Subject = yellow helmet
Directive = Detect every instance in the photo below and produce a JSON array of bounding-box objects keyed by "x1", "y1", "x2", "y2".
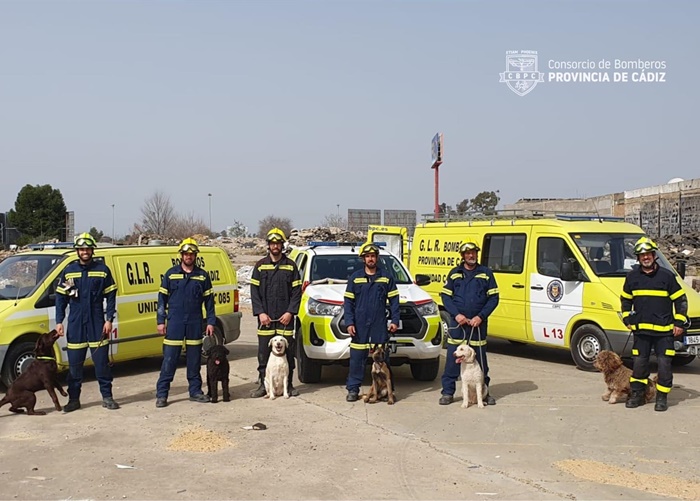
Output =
[
  {"x1": 634, "y1": 236, "x2": 658, "y2": 255},
  {"x1": 178, "y1": 237, "x2": 200, "y2": 254},
  {"x1": 359, "y1": 242, "x2": 380, "y2": 257},
  {"x1": 74, "y1": 232, "x2": 97, "y2": 249},
  {"x1": 266, "y1": 227, "x2": 287, "y2": 243},
  {"x1": 458, "y1": 241, "x2": 480, "y2": 254}
]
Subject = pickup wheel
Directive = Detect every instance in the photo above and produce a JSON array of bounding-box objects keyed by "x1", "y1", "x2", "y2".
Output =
[
  {"x1": 671, "y1": 355, "x2": 696, "y2": 367},
  {"x1": 297, "y1": 336, "x2": 322, "y2": 384},
  {"x1": 410, "y1": 357, "x2": 440, "y2": 381},
  {"x1": 1, "y1": 340, "x2": 37, "y2": 387},
  {"x1": 570, "y1": 324, "x2": 610, "y2": 371}
]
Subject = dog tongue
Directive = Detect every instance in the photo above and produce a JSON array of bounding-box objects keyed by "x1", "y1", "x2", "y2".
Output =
[{"x1": 215, "y1": 360, "x2": 220, "y2": 365}]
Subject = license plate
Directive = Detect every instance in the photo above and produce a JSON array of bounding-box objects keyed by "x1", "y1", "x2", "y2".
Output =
[
  {"x1": 387, "y1": 320, "x2": 403, "y2": 331},
  {"x1": 684, "y1": 335, "x2": 700, "y2": 345}
]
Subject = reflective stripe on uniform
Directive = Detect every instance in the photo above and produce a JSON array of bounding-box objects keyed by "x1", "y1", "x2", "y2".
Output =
[
  {"x1": 376, "y1": 277, "x2": 389, "y2": 284},
  {"x1": 633, "y1": 323, "x2": 674, "y2": 332},
  {"x1": 203, "y1": 289, "x2": 213, "y2": 296},
  {"x1": 88, "y1": 271, "x2": 107, "y2": 278},
  {"x1": 447, "y1": 338, "x2": 466, "y2": 345},
  {"x1": 665, "y1": 349, "x2": 676, "y2": 356},
  {"x1": 191, "y1": 275, "x2": 205, "y2": 281},
  {"x1": 632, "y1": 289, "x2": 669, "y2": 298},
  {"x1": 450, "y1": 273, "x2": 462, "y2": 280},
  {"x1": 387, "y1": 290, "x2": 399, "y2": 298},
  {"x1": 163, "y1": 339, "x2": 184, "y2": 347},
  {"x1": 103, "y1": 284, "x2": 118, "y2": 294},
  {"x1": 258, "y1": 264, "x2": 275, "y2": 271},
  {"x1": 475, "y1": 273, "x2": 489, "y2": 280},
  {"x1": 630, "y1": 377, "x2": 648, "y2": 384},
  {"x1": 159, "y1": 287, "x2": 169, "y2": 295},
  {"x1": 670, "y1": 289, "x2": 686, "y2": 301},
  {"x1": 656, "y1": 383, "x2": 672, "y2": 393},
  {"x1": 344, "y1": 292, "x2": 355, "y2": 299},
  {"x1": 487, "y1": 288, "x2": 499, "y2": 296},
  {"x1": 292, "y1": 280, "x2": 302, "y2": 287},
  {"x1": 620, "y1": 290, "x2": 633, "y2": 299},
  {"x1": 469, "y1": 339, "x2": 487, "y2": 347},
  {"x1": 88, "y1": 340, "x2": 109, "y2": 349},
  {"x1": 65, "y1": 272, "x2": 82, "y2": 279},
  {"x1": 350, "y1": 342, "x2": 370, "y2": 350},
  {"x1": 354, "y1": 278, "x2": 368, "y2": 284},
  {"x1": 170, "y1": 274, "x2": 184, "y2": 279},
  {"x1": 250, "y1": 278, "x2": 260, "y2": 286},
  {"x1": 67, "y1": 342, "x2": 89, "y2": 349},
  {"x1": 675, "y1": 313, "x2": 688, "y2": 323},
  {"x1": 56, "y1": 288, "x2": 68, "y2": 295},
  {"x1": 279, "y1": 265, "x2": 294, "y2": 271},
  {"x1": 441, "y1": 288, "x2": 453, "y2": 296},
  {"x1": 185, "y1": 339, "x2": 203, "y2": 346}
]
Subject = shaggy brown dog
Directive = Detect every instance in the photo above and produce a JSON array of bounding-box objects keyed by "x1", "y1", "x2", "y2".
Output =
[
  {"x1": 362, "y1": 344, "x2": 394, "y2": 405},
  {"x1": 205, "y1": 344, "x2": 230, "y2": 403},
  {"x1": 593, "y1": 350, "x2": 656, "y2": 404},
  {"x1": 0, "y1": 331, "x2": 66, "y2": 415}
]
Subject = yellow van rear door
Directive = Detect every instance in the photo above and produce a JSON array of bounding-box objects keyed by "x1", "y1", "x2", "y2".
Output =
[
  {"x1": 368, "y1": 225, "x2": 409, "y2": 265},
  {"x1": 528, "y1": 234, "x2": 585, "y2": 346}
]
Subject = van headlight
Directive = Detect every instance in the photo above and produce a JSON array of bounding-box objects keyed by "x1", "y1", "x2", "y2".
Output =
[
  {"x1": 307, "y1": 298, "x2": 342, "y2": 316},
  {"x1": 416, "y1": 301, "x2": 438, "y2": 316}
]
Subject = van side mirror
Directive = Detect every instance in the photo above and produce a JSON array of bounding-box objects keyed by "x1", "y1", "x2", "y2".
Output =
[
  {"x1": 415, "y1": 274, "x2": 431, "y2": 286},
  {"x1": 561, "y1": 261, "x2": 588, "y2": 282},
  {"x1": 676, "y1": 260, "x2": 686, "y2": 280}
]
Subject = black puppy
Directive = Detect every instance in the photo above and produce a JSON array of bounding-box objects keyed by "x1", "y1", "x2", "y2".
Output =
[
  {"x1": 206, "y1": 344, "x2": 230, "y2": 403},
  {"x1": 0, "y1": 330, "x2": 67, "y2": 415}
]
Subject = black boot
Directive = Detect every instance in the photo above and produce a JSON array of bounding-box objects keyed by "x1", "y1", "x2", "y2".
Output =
[
  {"x1": 654, "y1": 392, "x2": 668, "y2": 412},
  {"x1": 250, "y1": 377, "x2": 266, "y2": 398},
  {"x1": 63, "y1": 399, "x2": 81, "y2": 413},
  {"x1": 288, "y1": 369, "x2": 299, "y2": 397},
  {"x1": 625, "y1": 389, "x2": 645, "y2": 408}
]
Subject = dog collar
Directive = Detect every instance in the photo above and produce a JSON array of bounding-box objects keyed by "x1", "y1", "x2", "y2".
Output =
[{"x1": 36, "y1": 356, "x2": 55, "y2": 361}]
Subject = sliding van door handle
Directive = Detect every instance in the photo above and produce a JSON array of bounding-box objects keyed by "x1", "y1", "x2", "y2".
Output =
[
  {"x1": 531, "y1": 285, "x2": 544, "y2": 291},
  {"x1": 512, "y1": 283, "x2": 525, "y2": 289}
]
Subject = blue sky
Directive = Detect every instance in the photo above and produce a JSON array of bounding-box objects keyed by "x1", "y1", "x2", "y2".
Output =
[{"x1": 1, "y1": 1, "x2": 697, "y2": 237}]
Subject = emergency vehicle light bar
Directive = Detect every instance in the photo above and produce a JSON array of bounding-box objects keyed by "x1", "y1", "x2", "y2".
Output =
[{"x1": 27, "y1": 242, "x2": 75, "y2": 250}]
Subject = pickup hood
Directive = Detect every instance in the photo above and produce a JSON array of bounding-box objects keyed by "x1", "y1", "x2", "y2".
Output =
[{"x1": 305, "y1": 283, "x2": 432, "y2": 304}]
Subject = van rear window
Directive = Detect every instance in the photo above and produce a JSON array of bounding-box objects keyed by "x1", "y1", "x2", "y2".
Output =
[{"x1": 482, "y1": 234, "x2": 526, "y2": 274}]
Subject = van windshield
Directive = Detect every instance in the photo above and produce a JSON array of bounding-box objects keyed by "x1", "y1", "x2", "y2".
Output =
[
  {"x1": 570, "y1": 233, "x2": 675, "y2": 277},
  {"x1": 310, "y1": 254, "x2": 412, "y2": 284},
  {"x1": 0, "y1": 254, "x2": 65, "y2": 300}
]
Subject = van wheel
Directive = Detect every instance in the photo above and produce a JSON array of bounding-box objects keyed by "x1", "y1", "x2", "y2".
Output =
[
  {"x1": 297, "y1": 337, "x2": 322, "y2": 384},
  {"x1": 201, "y1": 326, "x2": 224, "y2": 363},
  {"x1": 570, "y1": 324, "x2": 610, "y2": 371},
  {"x1": 1, "y1": 341, "x2": 37, "y2": 387},
  {"x1": 440, "y1": 311, "x2": 451, "y2": 349},
  {"x1": 671, "y1": 355, "x2": 696, "y2": 367},
  {"x1": 410, "y1": 357, "x2": 440, "y2": 381}
]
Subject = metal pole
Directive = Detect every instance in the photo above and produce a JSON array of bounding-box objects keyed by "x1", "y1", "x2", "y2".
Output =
[
  {"x1": 434, "y1": 165, "x2": 440, "y2": 219},
  {"x1": 111, "y1": 204, "x2": 115, "y2": 242},
  {"x1": 208, "y1": 193, "x2": 212, "y2": 233}
]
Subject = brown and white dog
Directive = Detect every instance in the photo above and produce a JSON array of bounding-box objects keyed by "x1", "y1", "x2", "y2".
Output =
[
  {"x1": 455, "y1": 343, "x2": 485, "y2": 409},
  {"x1": 593, "y1": 350, "x2": 656, "y2": 404},
  {"x1": 0, "y1": 330, "x2": 67, "y2": 415},
  {"x1": 363, "y1": 344, "x2": 394, "y2": 405},
  {"x1": 265, "y1": 336, "x2": 290, "y2": 400}
]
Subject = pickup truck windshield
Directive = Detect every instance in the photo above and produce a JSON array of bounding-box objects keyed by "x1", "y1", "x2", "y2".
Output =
[
  {"x1": 0, "y1": 254, "x2": 64, "y2": 300},
  {"x1": 570, "y1": 233, "x2": 675, "y2": 277}
]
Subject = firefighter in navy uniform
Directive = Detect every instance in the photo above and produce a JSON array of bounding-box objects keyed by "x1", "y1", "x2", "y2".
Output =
[
  {"x1": 621, "y1": 237, "x2": 688, "y2": 412},
  {"x1": 55, "y1": 232, "x2": 119, "y2": 412},
  {"x1": 439, "y1": 242, "x2": 500, "y2": 406},
  {"x1": 250, "y1": 228, "x2": 302, "y2": 398},
  {"x1": 343, "y1": 242, "x2": 400, "y2": 402},
  {"x1": 155, "y1": 238, "x2": 215, "y2": 408}
]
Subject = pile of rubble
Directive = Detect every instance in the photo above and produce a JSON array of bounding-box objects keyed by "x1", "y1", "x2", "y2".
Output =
[
  {"x1": 657, "y1": 232, "x2": 700, "y2": 276},
  {"x1": 287, "y1": 227, "x2": 366, "y2": 246}
]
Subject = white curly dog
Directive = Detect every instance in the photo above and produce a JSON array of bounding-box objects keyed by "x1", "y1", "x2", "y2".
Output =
[{"x1": 455, "y1": 343, "x2": 485, "y2": 409}]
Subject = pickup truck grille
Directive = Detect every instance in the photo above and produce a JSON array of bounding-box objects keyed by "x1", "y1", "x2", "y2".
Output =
[{"x1": 331, "y1": 305, "x2": 427, "y2": 339}]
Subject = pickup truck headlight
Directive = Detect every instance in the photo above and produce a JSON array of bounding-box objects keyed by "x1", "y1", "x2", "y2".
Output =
[
  {"x1": 307, "y1": 298, "x2": 342, "y2": 316},
  {"x1": 416, "y1": 301, "x2": 438, "y2": 316}
]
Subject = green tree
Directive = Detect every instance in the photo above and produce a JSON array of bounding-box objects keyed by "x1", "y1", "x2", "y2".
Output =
[
  {"x1": 8, "y1": 184, "x2": 68, "y2": 244},
  {"x1": 89, "y1": 227, "x2": 105, "y2": 242},
  {"x1": 470, "y1": 190, "x2": 500, "y2": 213}
]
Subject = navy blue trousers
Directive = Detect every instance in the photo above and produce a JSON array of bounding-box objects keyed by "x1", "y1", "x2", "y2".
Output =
[
  {"x1": 66, "y1": 345, "x2": 112, "y2": 400},
  {"x1": 156, "y1": 322, "x2": 204, "y2": 398}
]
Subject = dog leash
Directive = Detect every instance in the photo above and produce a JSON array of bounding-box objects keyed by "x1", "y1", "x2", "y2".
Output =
[{"x1": 447, "y1": 324, "x2": 487, "y2": 380}]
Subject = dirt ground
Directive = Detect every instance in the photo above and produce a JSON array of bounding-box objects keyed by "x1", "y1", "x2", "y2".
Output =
[{"x1": 1, "y1": 253, "x2": 700, "y2": 500}]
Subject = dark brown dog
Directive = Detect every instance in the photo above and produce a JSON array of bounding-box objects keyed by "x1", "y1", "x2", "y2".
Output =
[
  {"x1": 363, "y1": 344, "x2": 394, "y2": 405},
  {"x1": 0, "y1": 331, "x2": 66, "y2": 415},
  {"x1": 206, "y1": 344, "x2": 230, "y2": 403},
  {"x1": 593, "y1": 350, "x2": 656, "y2": 404}
]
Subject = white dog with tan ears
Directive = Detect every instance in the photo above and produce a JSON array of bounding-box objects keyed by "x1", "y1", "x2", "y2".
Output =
[
  {"x1": 265, "y1": 335, "x2": 290, "y2": 400},
  {"x1": 455, "y1": 343, "x2": 485, "y2": 409}
]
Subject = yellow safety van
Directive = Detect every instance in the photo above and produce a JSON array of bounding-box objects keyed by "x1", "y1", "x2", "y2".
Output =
[
  {"x1": 369, "y1": 215, "x2": 700, "y2": 370},
  {"x1": 0, "y1": 243, "x2": 242, "y2": 386}
]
